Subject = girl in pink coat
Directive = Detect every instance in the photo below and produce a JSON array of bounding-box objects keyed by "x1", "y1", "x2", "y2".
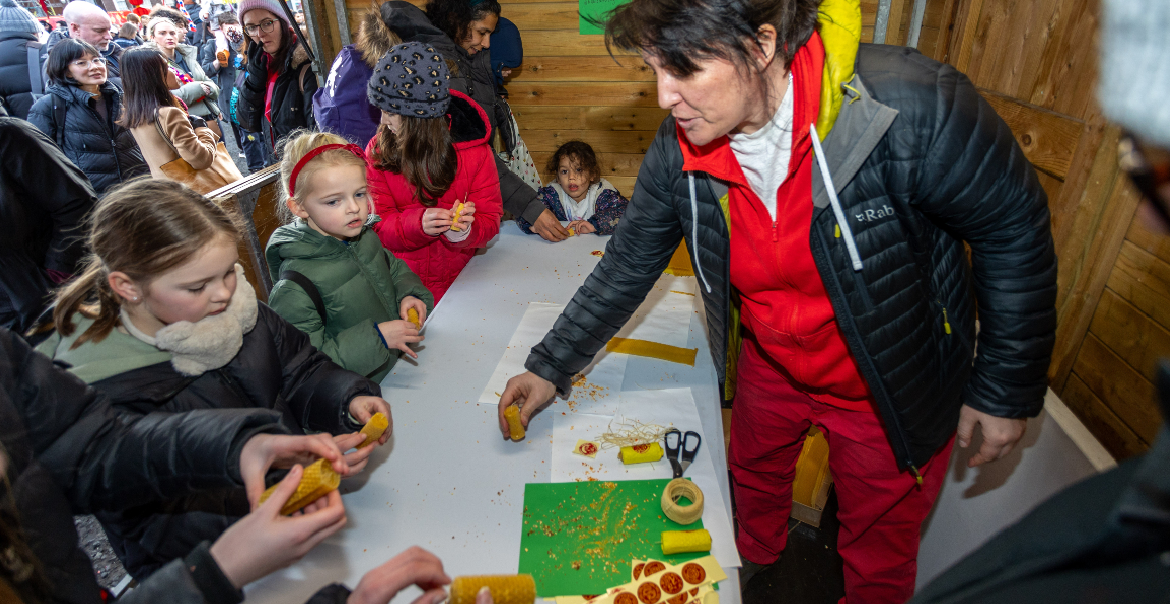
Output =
[{"x1": 364, "y1": 42, "x2": 502, "y2": 301}]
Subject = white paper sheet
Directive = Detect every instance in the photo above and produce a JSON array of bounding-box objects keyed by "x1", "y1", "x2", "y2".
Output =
[
  {"x1": 612, "y1": 274, "x2": 697, "y2": 349},
  {"x1": 477, "y1": 302, "x2": 627, "y2": 416},
  {"x1": 550, "y1": 388, "x2": 741, "y2": 568}
]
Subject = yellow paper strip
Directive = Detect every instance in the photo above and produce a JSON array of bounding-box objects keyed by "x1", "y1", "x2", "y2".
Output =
[{"x1": 606, "y1": 338, "x2": 698, "y2": 366}]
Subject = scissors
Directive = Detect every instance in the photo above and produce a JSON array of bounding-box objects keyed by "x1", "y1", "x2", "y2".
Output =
[{"x1": 663, "y1": 428, "x2": 702, "y2": 478}]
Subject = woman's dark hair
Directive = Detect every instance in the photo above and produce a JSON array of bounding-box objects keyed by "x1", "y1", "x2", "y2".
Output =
[
  {"x1": 146, "y1": 5, "x2": 188, "y2": 34},
  {"x1": 45, "y1": 38, "x2": 101, "y2": 86},
  {"x1": 371, "y1": 117, "x2": 458, "y2": 206},
  {"x1": 119, "y1": 47, "x2": 182, "y2": 128},
  {"x1": 216, "y1": 11, "x2": 239, "y2": 26},
  {"x1": 425, "y1": 0, "x2": 501, "y2": 48},
  {"x1": 547, "y1": 140, "x2": 601, "y2": 185},
  {"x1": 605, "y1": 0, "x2": 821, "y2": 76}
]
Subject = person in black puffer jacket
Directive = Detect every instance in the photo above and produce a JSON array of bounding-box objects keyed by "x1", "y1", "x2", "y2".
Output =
[
  {"x1": 236, "y1": 0, "x2": 317, "y2": 155},
  {"x1": 498, "y1": 1, "x2": 1056, "y2": 601},
  {"x1": 0, "y1": 0, "x2": 46, "y2": 120},
  {"x1": 2, "y1": 325, "x2": 455, "y2": 604},
  {"x1": 27, "y1": 38, "x2": 146, "y2": 196},
  {"x1": 0, "y1": 117, "x2": 95, "y2": 334}
]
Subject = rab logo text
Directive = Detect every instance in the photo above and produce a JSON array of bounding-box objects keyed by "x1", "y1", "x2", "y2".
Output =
[{"x1": 856, "y1": 205, "x2": 894, "y2": 223}]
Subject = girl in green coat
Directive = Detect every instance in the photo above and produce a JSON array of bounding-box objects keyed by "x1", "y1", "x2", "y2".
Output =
[{"x1": 267, "y1": 132, "x2": 434, "y2": 382}]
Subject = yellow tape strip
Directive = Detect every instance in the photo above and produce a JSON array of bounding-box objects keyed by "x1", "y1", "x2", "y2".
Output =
[{"x1": 606, "y1": 338, "x2": 699, "y2": 366}]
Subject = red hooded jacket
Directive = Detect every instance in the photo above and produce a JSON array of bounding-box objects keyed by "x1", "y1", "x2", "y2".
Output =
[{"x1": 366, "y1": 90, "x2": 503, "y2": 302}]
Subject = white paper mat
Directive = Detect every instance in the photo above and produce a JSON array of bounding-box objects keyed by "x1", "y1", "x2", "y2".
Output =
[
  {"x1": 550, "y1": 388, "x2": 741, "y2": 568},
  {"x1": 612, "y1": 275, "x2": 697, "y2": 349},
  {"x1": 477, "y1": 302, "x2": 627, "y2": 416}
]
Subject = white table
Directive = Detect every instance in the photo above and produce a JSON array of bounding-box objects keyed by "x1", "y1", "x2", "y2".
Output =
[{"x1": 246, "y1": 222, "x2": 740, "y2": 603}]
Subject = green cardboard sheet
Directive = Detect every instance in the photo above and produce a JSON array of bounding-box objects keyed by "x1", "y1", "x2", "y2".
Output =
[
  {"x1": 518, "y1": 479, "x2": 704, "y2": 597},
  {"x1": 579, "y1": 0, "x2": 631, "y2": 35}
]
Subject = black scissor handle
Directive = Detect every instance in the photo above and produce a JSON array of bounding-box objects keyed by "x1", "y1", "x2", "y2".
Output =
[
  {"x1": 681, "y1": 431, "x2": 702, "y2": 463},
  {"x1": 663, "y1": 428, "x2": 682, "y2": 458}
]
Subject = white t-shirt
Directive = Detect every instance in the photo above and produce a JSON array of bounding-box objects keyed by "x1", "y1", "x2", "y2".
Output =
[{"x1": 728, "y1": 73, "x2": 795, "y2": 221}]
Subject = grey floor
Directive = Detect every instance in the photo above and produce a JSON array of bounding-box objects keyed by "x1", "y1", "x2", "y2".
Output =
[{"x1": 742, "y1": 493, "x2": 846, "y2": 604}]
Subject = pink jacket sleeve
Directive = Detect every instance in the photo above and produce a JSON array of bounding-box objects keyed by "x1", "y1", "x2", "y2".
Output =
[
  {"x1": 444, "y1": 144, "x2": 502, "y2": 250},
  {"x1": 367, "y1": 161, "x2": 433, "y2": 253}
]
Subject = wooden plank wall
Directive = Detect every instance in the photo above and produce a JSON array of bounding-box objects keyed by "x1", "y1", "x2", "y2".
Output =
[
  {"x1": 922, "y1": 0, "x2": 1165, "y2": 459},
  {"x1": 340, "y1": 0, "x2": 882, "y2": 195},
  {"x1": 321, "y1": 0, "x2": 1167, "y2": 459}
]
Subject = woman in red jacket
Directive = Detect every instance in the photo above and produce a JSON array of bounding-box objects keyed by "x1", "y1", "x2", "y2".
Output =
[{"x1": 365, "y1": 42, "x2": 502, "y2": 302}]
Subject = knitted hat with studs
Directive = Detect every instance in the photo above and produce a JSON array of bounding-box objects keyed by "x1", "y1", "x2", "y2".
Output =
[{"x1": 367, "y1": 41, "x2": 451, "y2": 118}]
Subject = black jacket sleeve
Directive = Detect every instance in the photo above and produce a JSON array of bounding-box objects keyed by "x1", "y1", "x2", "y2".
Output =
[
  {"x1": 3, "y1": 327, "x2": 288, "y2": 513},
  {"x1": 0, "y1": 118, "x2": 96, "y2": 274},
  {"x1": 496, "y1": 155, "x2": 546, "y2": 224},
  {"x1": 237, "y1": 42, "x2": 267, "y2": 133},
  {"x1": 912, "y1": 59, "x2": 1057, "y2": 418},
  {"x1": 261, "y1": 304, "x2": 379, "y2": 434},
  {"x1": 525, "y1": 118, "x2": 685, "y2": 395},
  {"x1": 300, "y1": 61, "x2": 318, "y2": 131}
]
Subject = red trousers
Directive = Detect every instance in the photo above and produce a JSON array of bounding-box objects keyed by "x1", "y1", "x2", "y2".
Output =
[{"x1": 729, "y1": 338, "x2": 954, "y2": 604}]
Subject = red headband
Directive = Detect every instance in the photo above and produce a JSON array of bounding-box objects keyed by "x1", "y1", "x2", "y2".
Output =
[{"x1": 288, "y1": 143, "x2": 367, "y2": 197}]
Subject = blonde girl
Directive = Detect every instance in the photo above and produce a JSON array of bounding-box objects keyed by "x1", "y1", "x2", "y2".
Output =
[
  {"x1": 35, "y1": 178, "x2": 391, "y2": 580},
  {"x1": 267, "y1": 131, "x2": 434, "y2": 382}
]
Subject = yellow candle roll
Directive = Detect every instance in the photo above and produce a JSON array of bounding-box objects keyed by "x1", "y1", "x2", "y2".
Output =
[
  {"x1": 660, "y1": 529, "x2": 712, "y2": 555},
  {"x1": 450, "y1": 575, "x2": 535, "y2": 604},
  {"x1": 505, "y1": 404, "x2": 525, "y2": 441},
  {"x1": 358, "y1": 412, "x2": 389, "y2": 448},
  {"x1": 450, "y1": 202, "x2": 465, "y2": 231},
  {"x1": 407, "y1": 307, "x2": 421, "y2": 330},
  {"x1": 258, "y1": 458, "x2": 341, "y2": 515},
  {"x1": 618, "y1": 442, "x2": 664, "y2": 465}
]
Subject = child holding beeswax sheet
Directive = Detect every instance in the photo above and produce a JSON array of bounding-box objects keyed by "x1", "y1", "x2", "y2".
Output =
[
  {"x1": 33, "y1": 179, "x2": 394, "y2": 582},
  {"x1": 515, "y1": 141, "x2": 630, "y2": 237},
  {"x1": 365, "y1": 42, "x2": 502, "y2": 302},
  {"x1": 267, "y1": 131, "x2": 434, "y2": 382}
]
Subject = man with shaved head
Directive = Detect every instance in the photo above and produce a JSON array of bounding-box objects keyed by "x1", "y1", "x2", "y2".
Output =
[{"x1": 44, "y1": 1, "x2": 123, "y2": 80}]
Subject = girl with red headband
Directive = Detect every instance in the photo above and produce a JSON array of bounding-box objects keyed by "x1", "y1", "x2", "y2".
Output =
[{"x1": 267, "y1": 131, "x2": 434, "y2": 382}]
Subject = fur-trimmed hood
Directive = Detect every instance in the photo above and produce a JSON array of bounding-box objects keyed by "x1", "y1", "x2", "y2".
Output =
[{"x1": 356, "y1": 6, "x2": 400, "y2": 69}]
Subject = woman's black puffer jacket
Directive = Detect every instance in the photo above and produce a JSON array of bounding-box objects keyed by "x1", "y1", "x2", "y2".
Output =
[
  {"x1": 0, "y1": 31, "x2": 43, "y2": 119},
  {"x1": 26, "y1": 81, "x2": 147, "y2": 195},
  {"x1": 37, "y1": 303, "x2": 378, "y2": 580},
  {"x1": 523, "y1": 45, "x2": 1057, "y2": 473},
  {"x1": 237, "y1": 38, "x2": 317, "y2": 149}
]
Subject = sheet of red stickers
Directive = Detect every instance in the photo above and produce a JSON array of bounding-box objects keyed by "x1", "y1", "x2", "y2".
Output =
[{"x1": 555, "y1": 555, "x2": 726, "y2": 604}]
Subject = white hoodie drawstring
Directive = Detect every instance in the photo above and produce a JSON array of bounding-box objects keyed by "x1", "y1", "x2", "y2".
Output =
[
  {"x1": 809, "y1": 123, "x2": 864, "y2": 271},
  {"x1": 687, "y1": 172, "x2": 713, "y2": 293}
]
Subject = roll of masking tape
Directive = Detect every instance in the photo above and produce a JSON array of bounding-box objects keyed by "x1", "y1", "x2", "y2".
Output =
[
  {"x1": 618, "y1": 442, "x2": 664, "y2": 465},
  {"x1": 661, "y1": 478, "x2": 704, "y2": 524},
  {"x1": 661, "y1": 529, "x2": 712, "y2": 555}
]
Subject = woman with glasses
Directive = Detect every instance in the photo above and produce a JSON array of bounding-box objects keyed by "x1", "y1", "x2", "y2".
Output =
[
  {"x1": 236, "y1": 0, "x2": 318, "y2": 154},
  {"x1": 27, "y1": 38, "x2": 146, "y2": 195},
  {"x1": 143, "y1": 12, "x2": 223, "y2": 128}
]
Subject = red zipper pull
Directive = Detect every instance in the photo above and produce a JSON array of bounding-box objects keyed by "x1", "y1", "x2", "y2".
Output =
[{"x1": 772, "y1": 220, "x2": 778, "y2": 242}]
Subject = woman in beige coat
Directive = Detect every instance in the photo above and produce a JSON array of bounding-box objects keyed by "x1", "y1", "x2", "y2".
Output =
[
  {"x1": 142, "y1": 14, "x2": 221, "y2": 121},
  {"x1": 120, "y1": 47, "x2": 225, "y2": 181}
]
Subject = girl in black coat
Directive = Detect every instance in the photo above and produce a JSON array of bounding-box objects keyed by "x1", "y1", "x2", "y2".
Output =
[
  {"x1": 34, "y1": 179, "x2": 393, "y2": 581},
  {"x1": 26, "y1": 39, "x2": 147, "y2": 195},
  {"x1": 236, "y1": 0, "x2": 317, "y2": 153}
]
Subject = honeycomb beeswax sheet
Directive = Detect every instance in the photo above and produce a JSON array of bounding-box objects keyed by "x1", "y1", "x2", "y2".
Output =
[
  {"x1": 518, "y1": 479, "x2": 704, "y2": 597},
  {"x1": 477, "y1": 302, "x2": 627, "y2": 416}
]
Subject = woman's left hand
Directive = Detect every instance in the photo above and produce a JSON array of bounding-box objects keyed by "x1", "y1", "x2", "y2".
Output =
[
  {"x1": 568, "y1": 220, "x2": 595, "y2": 235},
  {"x1": 333, "y1": 432, "x2": 376, "y2": 475},
  {"x1": 399, "y1": 296, "x2": 427, "y2": 327},
  {"x1": 349, "y1": 396, "x2": 393, "y2": 446}
]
